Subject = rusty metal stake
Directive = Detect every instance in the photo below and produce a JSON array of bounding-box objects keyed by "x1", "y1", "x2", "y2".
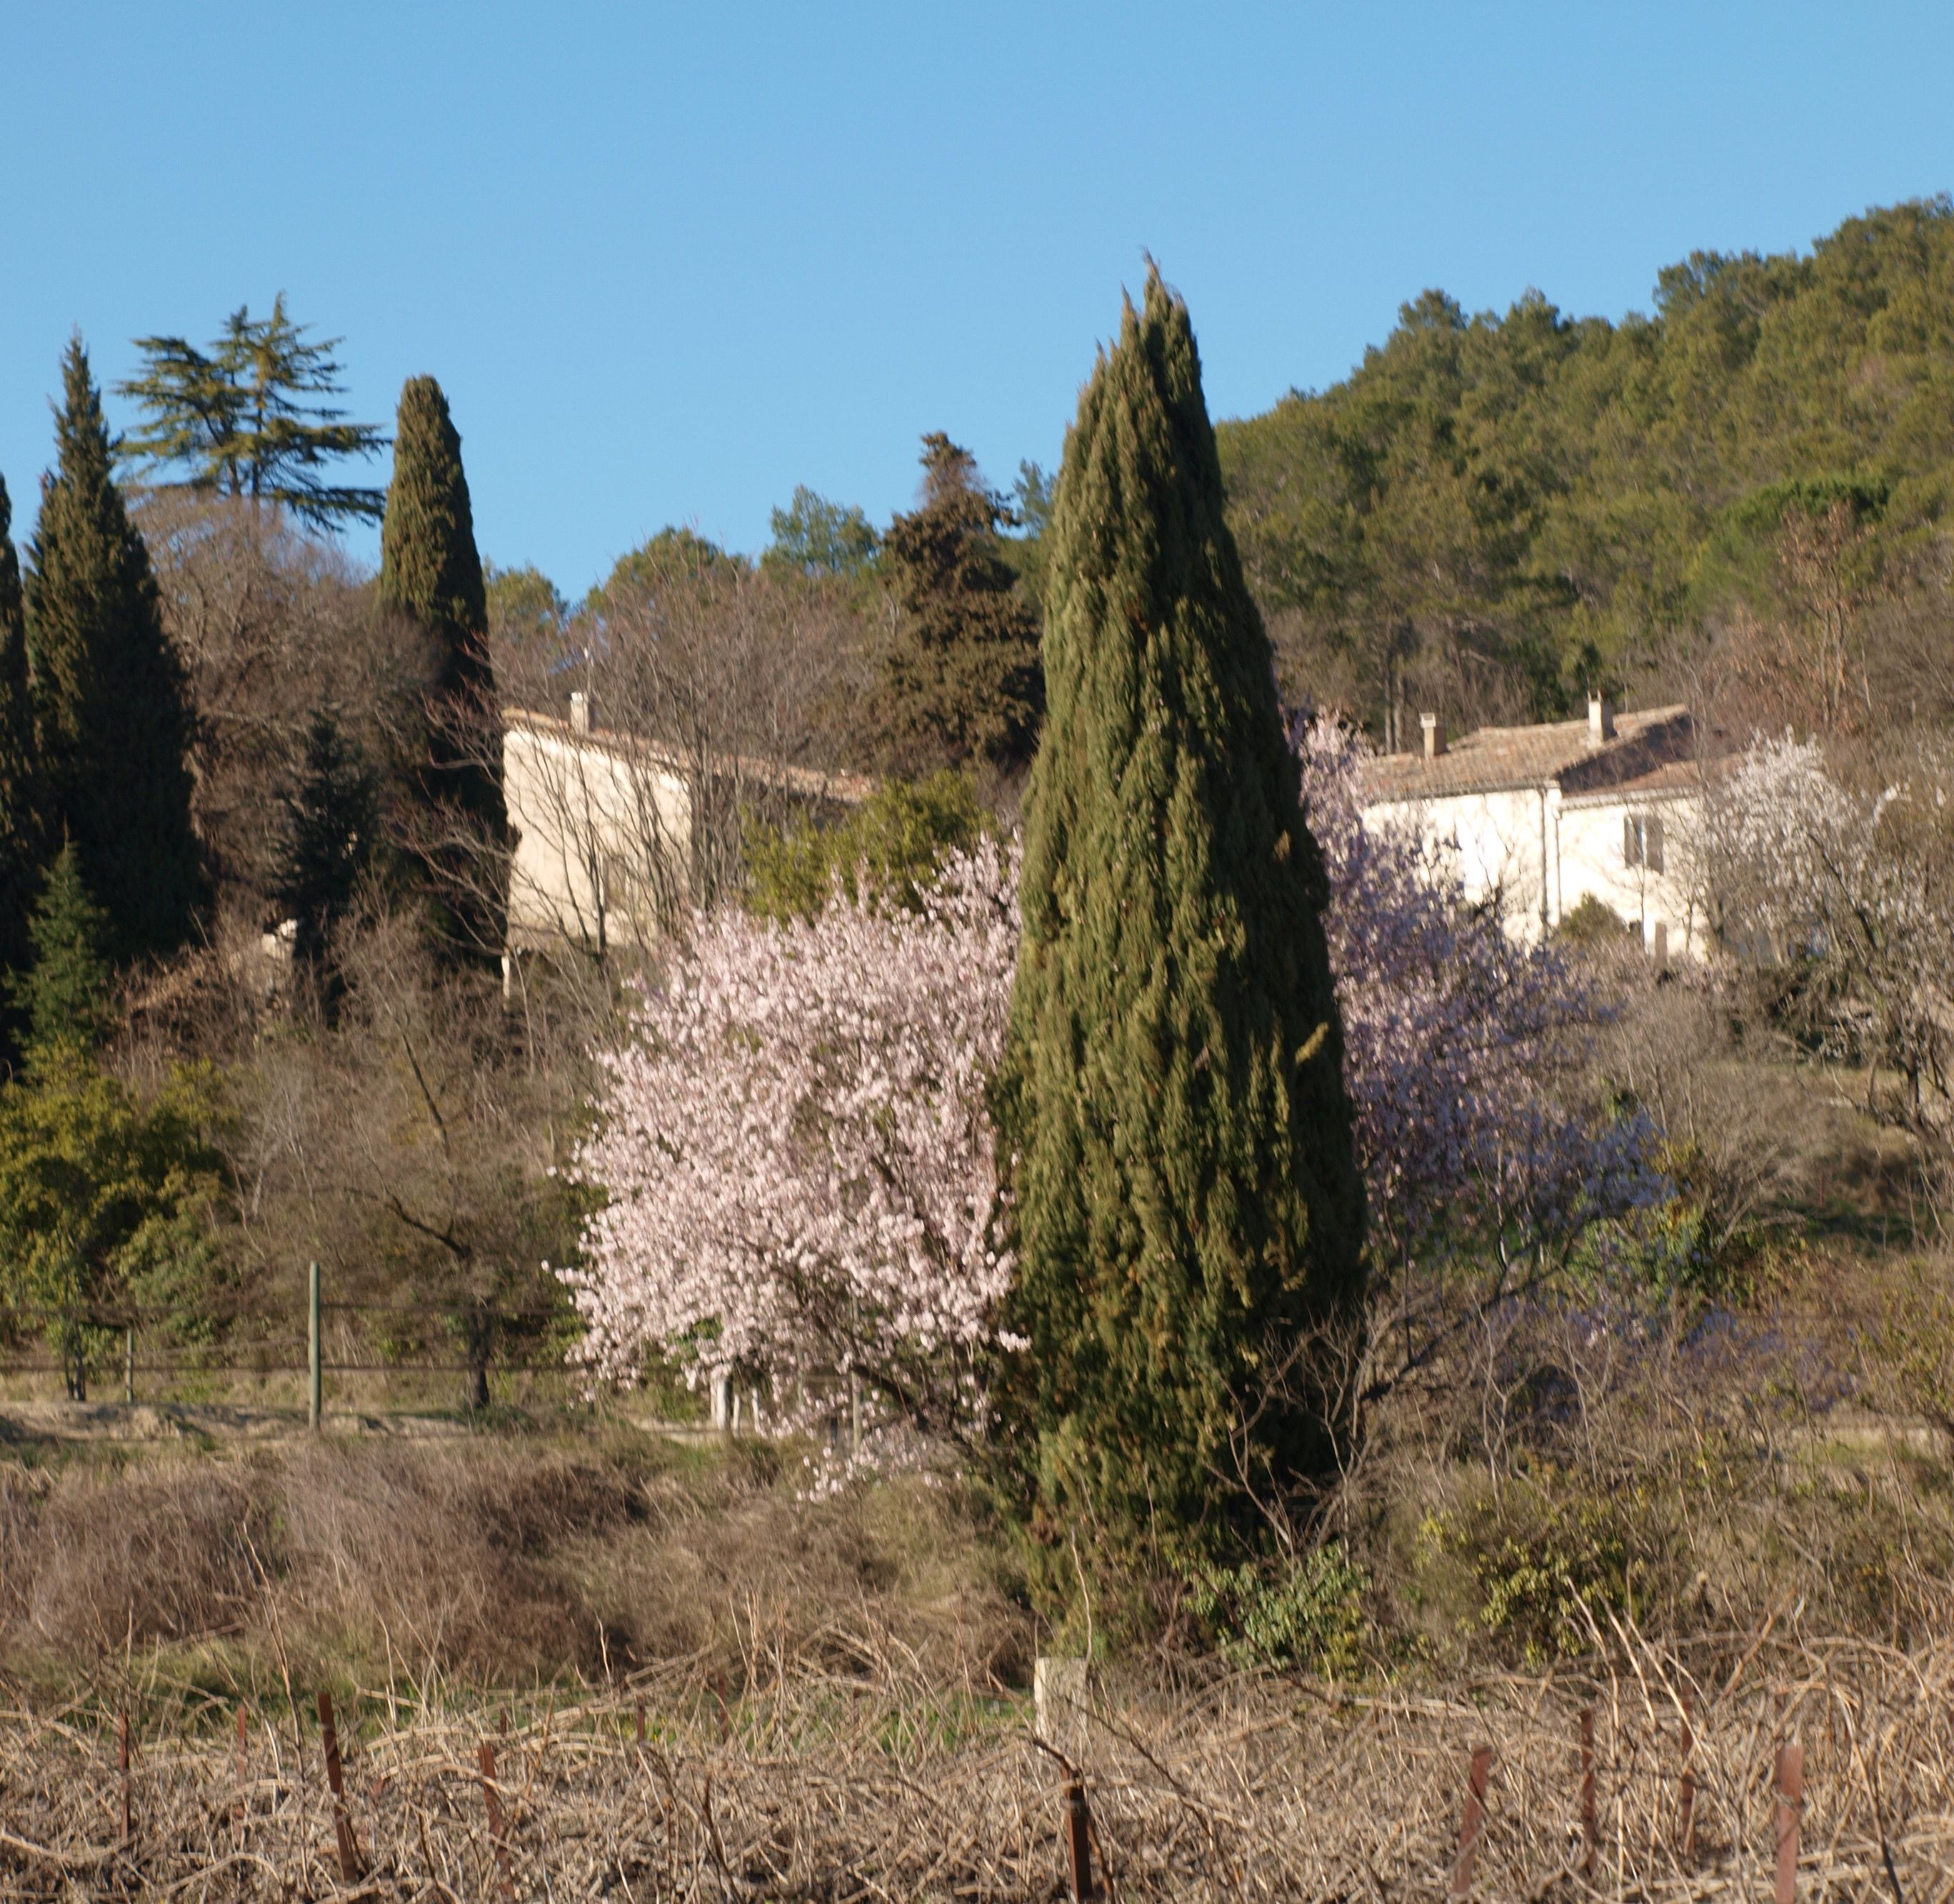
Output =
[
  {"x1": 233, "y1": 1702, "x2": 248, "y2": 1843},
  {"x1": 117, "y1": 1709, "x2": 131, "y2": 1848},
  {"x1": 1678, "y1": 1686, "x2": 1697, "y2": 1863},
  {"x1": 479, "y1": 1738, "x2": 516, "y2": 1901},
  {"x1": 1063, "y1": 1772, "x2": 1096, "y2": 1901},
  {"x1": 1452, "y1": 1743, "x2": 1493, "y2": 1898},
  {"x1": 1775, "y1": 1739, "x2": 1803, "y2": 1904},
  {"x1": 1579, "y1": 1706, "x2": 1597, "y2": 1885},
  {"x1": 634, "y1": 1698, "x2": 646, "y2": 1743},
  {"x1": 316, "y1": 1689, "x2": 363, "y2": 1882}
]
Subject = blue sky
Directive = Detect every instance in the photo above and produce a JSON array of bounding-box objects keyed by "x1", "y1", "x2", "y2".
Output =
[{"x1": 4, "y1": 2, "x2": 1950, "y2": 600}]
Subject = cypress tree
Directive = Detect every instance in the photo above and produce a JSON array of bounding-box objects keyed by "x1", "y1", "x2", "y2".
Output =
[
  {"x1": 0, "y1": 475, "x2": 40, "y2": 1018},
  {"x1": 11, "y1": 841, "x2": 114, "y2": 1059},
  {"x1": 269, "y1": 703, "x2": 376, "y2": 986},
  {"x1": 998, "y1": 269, "x2": 1366, "y2": 1570},
  {"x1": 379, "y1": 376, "x2": 508, "y2": 958},
  {"x1": 25, "y1": 341, "x2": 202, "y2": 966}
]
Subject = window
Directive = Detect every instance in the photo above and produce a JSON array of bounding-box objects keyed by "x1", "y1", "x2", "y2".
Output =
[{"x1": 1623, "y1": 813, "x2": 1664, "y2": 873}]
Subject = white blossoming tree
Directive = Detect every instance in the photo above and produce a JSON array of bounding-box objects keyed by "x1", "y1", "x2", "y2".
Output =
[
  {"x1": 1719, "y1": 731, "x2": 1954, "y2": 1141},
  {"x1": 558, "y1": 840, "x2": 1020, "y2": 1443}
]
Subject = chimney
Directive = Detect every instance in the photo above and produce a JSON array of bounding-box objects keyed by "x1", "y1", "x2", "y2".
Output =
[
  {"x1": 1588, "y1": 693, "x2": 1615, "y2": 744},
  {"x1": 1420, "y1": 711, "x2": 1445, "y2": 759},
  {"x1": 569, "y1": 690, "x2": 590, "y2": 736}
]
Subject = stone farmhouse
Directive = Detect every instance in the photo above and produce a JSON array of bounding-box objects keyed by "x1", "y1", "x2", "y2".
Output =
[{"x1": 1358, "y1": 697, "x2": 1708, "y2": 963}]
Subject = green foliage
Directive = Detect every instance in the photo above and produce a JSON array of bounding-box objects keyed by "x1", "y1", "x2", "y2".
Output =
[
  {"x1": 0, "y1": 1048, "x2": 224, "y2": 1397},
  {"x1": 1556, "y1": 893, "x2": 1629, "y2": 947},
  {"x1": 998, "y1": 269, "x2": 1368, "y2": 1576},
  {"x1": 483, "y1": 561, "x2": 568, "y2": 647},
  {"x1": 1186, "y1": 1543, "x2": 1368, "y2": 1673},
  {"x1": 379, "y1": 376, "x2": 508, "y2": 959},
  {"x1": 116, "y1": 294, "x2": 388, "y2": 529},
  {"x1": 11, "y1": 843, "x2": 114, "y2": 1061},
  {"x1": 765, "y1": 486, "x2": 880, "y2": 578},
  {"x1": 25, "y1": 339, "x2": 203, "y2": 965},
  {"x1": 871, "y1": 434, "x2": 1042, "y2": 773},
  {"x1": 1419, "y1": 1475, "x2": 1647, "y2": 1666},
  {"x1": 1214, "y1": 197, "x2": 1954, "y2": 731},
  {"x1": 1003, "y1": 460, "x2": 1057, "y2": 606},
  {"x1": 0, "y1": 474, "x2": 39, "y2": 1028},
  {"x1": 586, "y1": 526, "x2": 745, "y2": 619},
  {"x1": 743, "y1": 771, "x2": 986, "y2": 921},
  {"x1": 268, "y1": 706, "x2": 377, "y2": 973}
]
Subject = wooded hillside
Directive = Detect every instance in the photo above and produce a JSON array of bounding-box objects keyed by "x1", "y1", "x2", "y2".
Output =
[{"x1": 1218, "y1": 196, "x2": 1954, "y2": 741}]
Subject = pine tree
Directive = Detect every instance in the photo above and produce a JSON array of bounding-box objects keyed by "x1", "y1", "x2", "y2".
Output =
[
  {"x1": 0, "y1": 474, "x2": 40, "y2": 1023},
  {"x1": 872, "y1": 434, "x2": 1042, "y2": 773},
  {"x1": 998, "y1": 270, "x2": 1367, "y2": 1571},
  {"x1": 25, "y1": 341, "x2": 203, "y2": 966},
  {"x1": 379, "y1": 376, "x2": 508, "y2": 959},
  {"x1": 117, "y1": 294, "x2": 388, "y2": 530},
  {"x1": 11, "y1": 841, "x2": 114, "y2": 1058},
  {"x1": 269, "y1": 703, "x2": 376, "y2": 984}
]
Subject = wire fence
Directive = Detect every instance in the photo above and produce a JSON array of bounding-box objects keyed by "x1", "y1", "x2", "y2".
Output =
[{"x1": 0, "y1": 1265, "x2": 588, "y2": 1418}]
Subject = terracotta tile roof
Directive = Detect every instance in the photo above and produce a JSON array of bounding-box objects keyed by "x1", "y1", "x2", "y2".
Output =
[{"x1": 1360, "y1": 706, "x2": 1695, "y2": 804}]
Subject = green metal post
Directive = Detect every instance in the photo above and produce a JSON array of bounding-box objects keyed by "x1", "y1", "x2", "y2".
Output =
[{"x1": 308, "y1": 1261, "x2": 322, "y2": 1430}]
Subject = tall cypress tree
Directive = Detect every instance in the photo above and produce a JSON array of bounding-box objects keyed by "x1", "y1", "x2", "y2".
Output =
[
  {"x1": 998, "y1": 269, "x2": 1366, "y2": 1570},
  {"x1": 0, "y1": 474, "x2": 40, "y2": 1016},
  {"x1": 379, "y1": 376, "x2": 507, "y2": 959},
  {"x1": 25, "y1": 341, "x2": 202, "y2": 966}
]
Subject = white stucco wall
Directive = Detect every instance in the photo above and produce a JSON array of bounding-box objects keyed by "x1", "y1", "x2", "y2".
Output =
[
  {"x1": 503, "y1": 716, "x2": 691, "y2": 955},
  {"x1": 1366, "y1": 783, "x2": 1707, "y2": 960}
]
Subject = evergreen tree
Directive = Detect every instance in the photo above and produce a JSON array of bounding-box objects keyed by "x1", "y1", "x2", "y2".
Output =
[
  {"x1": 117, "y1": 294, "x2": 388, "y2": 530},
  {"x1": 998, "y1": 269, "x2": 1367, "y2": 1573},
  {"x1": 379, "y1": 375, "x2": 508, "y2": 959},
  {"x1": 26, "y1": 340, "x2": 203, "y2": 966},
  {"x1": 11, "y1": 842, "x2": 114, "y2": 1059},
  {"x1": 269, "y1": 704, "x2": 376, "y2": 982},
  {"x1": 764, "y1": 486, "x2": 880, "y2": 578},
  {"x1": 872, "y1": 434, "x2": 1042, "y2": 773},
  {"x1": 0, "y1": 475, "x2": 40, "y2": 1025}
]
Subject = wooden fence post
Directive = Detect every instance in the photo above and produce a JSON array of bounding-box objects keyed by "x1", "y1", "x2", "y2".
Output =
[
  {"x1": 1579, "y1": 1706, "x2": 1597, "y2": 1884},
  {"x1": 1774, "y1": 1739, "x2": 1803, "y2": 1904},
  {"x1": 1452, "y1": 1744, "x2": 1493, "y2": 1898},
  {"x1": 316, "y1": 1689, "x2": 363, "y2": 1882},
  {"x1": 307, "y1": 1262, "x2": 322, "y2": 1431},
  {"x1": 479, "y1": 1738, "x2": 516, "y2": 1901}
]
